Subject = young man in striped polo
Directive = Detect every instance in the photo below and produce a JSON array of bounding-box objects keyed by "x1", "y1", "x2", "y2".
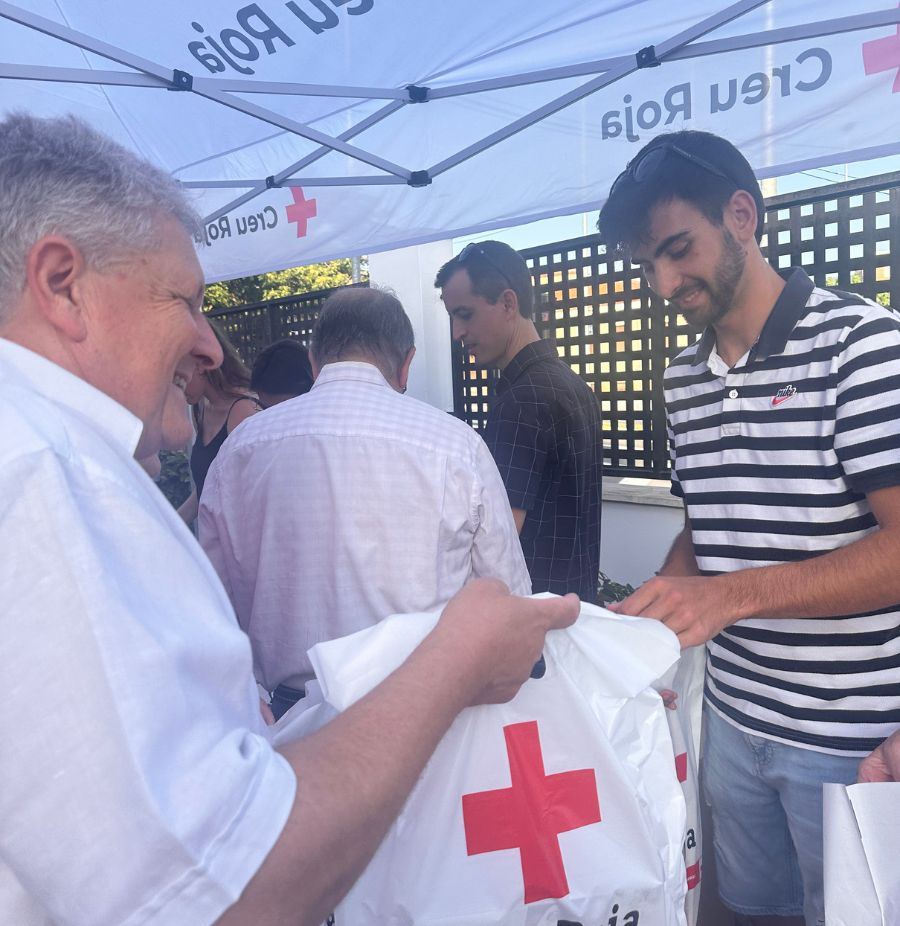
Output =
[{"x1": 599, "y1": 130, "x2": 900, "y2": 926}]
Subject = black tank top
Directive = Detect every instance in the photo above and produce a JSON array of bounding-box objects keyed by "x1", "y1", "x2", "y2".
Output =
[{"x1": 190, "y1": 397, "x2": 256, "y2": 496}]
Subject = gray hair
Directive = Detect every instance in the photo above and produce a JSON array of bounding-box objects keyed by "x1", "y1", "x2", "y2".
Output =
[
  {"x1": 0, "y1": 112, "x2": 201, "y2": 320},
  {"x1": 311, "y1": 287, "x2": 415, "y2": 372}
]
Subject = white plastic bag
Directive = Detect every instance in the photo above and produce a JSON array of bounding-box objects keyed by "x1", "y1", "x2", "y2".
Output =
[
  {"x1": 268, "y1": 679, "x2": 336, "y2": 745},
  {"x1": 309, "y1": 597, "x2": 688, "y2": 926},
  {"x1": 824, "y1": 781, "x2": 900, "y2": 924},
  {"x1": 656, "y1": 645, "x2": 706, "y2": 926}
]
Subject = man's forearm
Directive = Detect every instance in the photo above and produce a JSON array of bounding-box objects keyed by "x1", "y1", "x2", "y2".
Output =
[
  {"x1": 281, "y1": 648, "x2": 462, "y2": 921},
  {"x1": 511, "y1": 506, "x2": 526, "y2": 534},
  {"x1": 612, "y1": 487, "x2": 900, "y2": 646},
  {"x1": 216, "y1": 631, "x2": 469, "y2": 926},
  {"x1": 720, "y1": 521, "x2": 900, "y2": 622}
]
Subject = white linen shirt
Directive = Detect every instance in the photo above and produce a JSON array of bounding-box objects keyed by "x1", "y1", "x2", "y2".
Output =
[
  {"x1": 199, "y1": 361, "x2": 531, "y2": 690},
  {"x1": 0, "y1": 339, "x2": 295, "y2": 926}
]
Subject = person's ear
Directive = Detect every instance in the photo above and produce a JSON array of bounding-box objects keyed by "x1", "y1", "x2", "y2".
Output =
[
  {"x1": 500, "y1": 287, "x2": 520, "y2": 319},
  {"x1": 724, "y1": 190, "x2": 758, "y2": 244},
  {"x1": 25, "y1": 235, "x2": 89, "y2": 341},
  {"x1": 398, "y1": 346, "x2": 416, "y2": 391}
]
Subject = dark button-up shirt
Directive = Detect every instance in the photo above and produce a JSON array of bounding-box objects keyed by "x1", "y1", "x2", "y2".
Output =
[{"x1": 484, "y1": 338, "x2": 603, "y2": 602}]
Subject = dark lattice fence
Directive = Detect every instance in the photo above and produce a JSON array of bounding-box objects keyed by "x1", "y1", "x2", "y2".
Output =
[
  {"x1": 453, "y1": 172, "x2": 900, "y2": 478},
  {"x1": 205, "y1": 282, "x2": 368, "y2": 365}
]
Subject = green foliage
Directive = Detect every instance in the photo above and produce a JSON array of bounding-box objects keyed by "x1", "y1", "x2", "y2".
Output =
[
  {"x1": 204, "y1": 258, "x2": 368, "y2": 309},
  {"x1": 824, "y1": 271, "x2": 892, "y2": 309},
  {"x1": 598, "y1": 571, "x2": 635, "y2": 604},
  {"x1": 204, "y1": 276, "x2": 265, "y2": 308},
  {"x1": 156, "y1": 450, "x2": 192, "y2": 508}
]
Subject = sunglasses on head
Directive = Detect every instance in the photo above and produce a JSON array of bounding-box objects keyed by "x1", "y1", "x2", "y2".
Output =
[
  {"x1": 609, "y1": 142, "x2": 737, "y2": 201},
  {"x1": 457, "y1": 242, "x2": 515, "y2": 291}
]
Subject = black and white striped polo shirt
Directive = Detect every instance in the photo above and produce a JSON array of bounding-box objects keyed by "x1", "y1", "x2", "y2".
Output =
[{"x1": 666, "y1": 268, "x2": 900, "y2": 755}]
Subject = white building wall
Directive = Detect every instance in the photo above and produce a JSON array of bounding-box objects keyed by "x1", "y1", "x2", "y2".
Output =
[
  {"x1": 600, "y1": 494, "x2": 683, "y2": 589},
  {"x1": 368, "y1": 241, "x2": 454, "y2": 412}
]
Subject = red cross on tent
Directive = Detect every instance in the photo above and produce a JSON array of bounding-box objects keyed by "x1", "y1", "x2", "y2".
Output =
[
  {"x1": 862, "y1": 4, "x2": 900, "y2": 92},
  {"x1": 285, "y1": 186, "x2": 317, "y2": 237},
  {"x1": 461, "y1": 720, "x2": 601, "y2": 903}
]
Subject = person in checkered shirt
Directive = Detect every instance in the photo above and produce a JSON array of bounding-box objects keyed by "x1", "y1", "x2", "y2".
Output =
[{"x1": 437, "y1": 241, "x2": 603, "y2": 604}]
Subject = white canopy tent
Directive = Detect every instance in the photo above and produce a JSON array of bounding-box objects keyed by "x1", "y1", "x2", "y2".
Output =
[{"x1": 1, "y1": 0, "x2": 899, "y2": 282}]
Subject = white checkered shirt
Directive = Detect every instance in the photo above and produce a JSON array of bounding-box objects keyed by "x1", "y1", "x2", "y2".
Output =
[{"x1": 200, "y1": 361, "x2": 531, "y2": 690}]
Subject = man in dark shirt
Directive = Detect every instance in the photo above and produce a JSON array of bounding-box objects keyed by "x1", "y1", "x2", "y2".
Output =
[{"x1": 436, "y1": 240, "x2": 603, "y2": 602}]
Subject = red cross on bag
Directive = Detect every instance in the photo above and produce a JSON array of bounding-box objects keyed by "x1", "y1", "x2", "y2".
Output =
[{"x1": 462, "y1": 720, "x2": 601, "y2": 902}]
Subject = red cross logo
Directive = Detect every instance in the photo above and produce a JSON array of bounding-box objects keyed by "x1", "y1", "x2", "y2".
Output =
[
  {"x1": 862, "y1": 4, "x2": 900, "y2": 92},
  {"x1": 461, "y1": 721, "x2": 601, "y2": 904},
  {"x1": 687, "y1": 861, "x2": 701, "y2": 890},
  {"x1": 285, "y1": 186, "x2": 317, "y2": 237}
]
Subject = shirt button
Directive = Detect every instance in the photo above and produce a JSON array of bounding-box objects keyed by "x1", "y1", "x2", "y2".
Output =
[{"x1": 728, "y1": 389, "x2": 739, "y2": 399}]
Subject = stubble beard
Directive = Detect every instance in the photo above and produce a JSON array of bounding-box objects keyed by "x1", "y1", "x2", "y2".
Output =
[{"x1": 677, "y1": 228, "x2": 746, "y2": 331}]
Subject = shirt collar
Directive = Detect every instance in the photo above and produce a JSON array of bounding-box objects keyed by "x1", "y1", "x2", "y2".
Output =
[
  {"x1": 498, "y1": 338, "x2": 558, "y2": 390},
  {"x1": 312, "y1": 360, "x2": 394, "y2": 391},
  {"x1": 691, "y1": 267, "x2": 815, "y2": 367},
  {"x1": 0, "y1": 338, "x2": 144, "y2": 454}
]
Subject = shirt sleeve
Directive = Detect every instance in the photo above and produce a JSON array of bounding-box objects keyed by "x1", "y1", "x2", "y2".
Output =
[
  {"x1": 469, "y1": 437, "x2": 532, "y2": 595},
  {"x1": 834, "y1": 308, "x2": 900, "y2": 495},
  {"x1": 484, "y1": 392, "x2": 550, "y2": 512},
  {"x1": 667, "y1": 415, "x2": 683, "y2": 499},
  {"x1": 198, "y1": 454, "x2": 237, "y2": 606},
  {"x1": 0, "y1": 449, "x2": 295, "y2": 926}
]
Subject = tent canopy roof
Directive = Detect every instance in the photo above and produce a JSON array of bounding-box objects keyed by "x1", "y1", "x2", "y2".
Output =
[{"x1": 2, "y1": 0, "x2": 900, "y2": 279}]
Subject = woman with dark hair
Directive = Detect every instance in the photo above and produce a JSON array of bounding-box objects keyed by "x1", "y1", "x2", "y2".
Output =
[
  {"x1": 250, "y1": 338, "x2": 314, "y2": 409},
  {"x1": 185, "y1": 320, "x2": 260, "y2": 499}
]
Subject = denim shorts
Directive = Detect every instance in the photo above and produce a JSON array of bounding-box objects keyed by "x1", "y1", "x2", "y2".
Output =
[{"x1": 701, "y1": 703, "x2": 861, "y2": 925}]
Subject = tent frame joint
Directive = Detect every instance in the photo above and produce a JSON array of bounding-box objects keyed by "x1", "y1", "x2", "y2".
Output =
[
  {"x1": 407, "y1": 170, "x2": 431, "y2": 187},
  {"x1": 405, "y1": 83, "x2": 430, "y2": 103},
  {"x1": 265, "y1": 175, "x2": 280, "y2": 189},
  {"x1": 635, "y1": 45, "x2": 661, "y2": 69},
  {"x1": 168, "y1": 69, "x2": 193, "y2": 91}
]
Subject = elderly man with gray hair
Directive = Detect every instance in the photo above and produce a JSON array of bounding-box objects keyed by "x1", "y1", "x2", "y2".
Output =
[
  {"x1": 0, "y1": 112, "x2": 576, "y2": 926},
  {"x1": 200, "y1": 285, "x2": 532, "y2": 719}
]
